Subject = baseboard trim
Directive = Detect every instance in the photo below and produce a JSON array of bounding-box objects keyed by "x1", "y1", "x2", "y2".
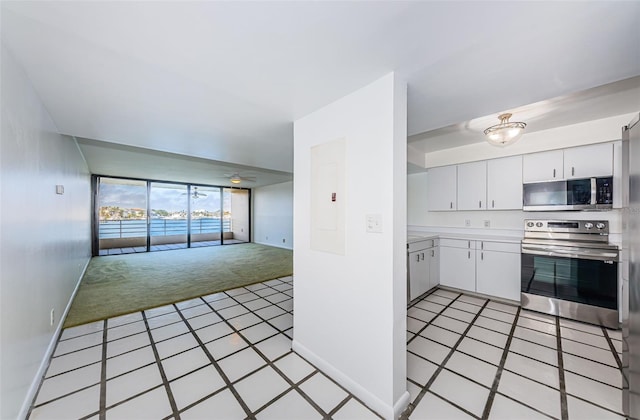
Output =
[
  {"x1": 17, "y1": 256, "x2": 91, "y2": 420},
  {"x1": 291, "y1": 339, "x2": 409, "y2": 419},
  {"x1": 253, "y1": 240, "x2": 293, "y2": 250}
]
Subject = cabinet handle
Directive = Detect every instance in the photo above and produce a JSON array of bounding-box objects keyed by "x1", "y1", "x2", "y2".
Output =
[
  {"x1": 431, "y1": 250, "x2": 434, "y2": 257},
  {"x1": 572, "y1": 166, "x2": 575, "y2": 176},
  {"x1": 492, "y1": 200, "x2": 495, "y2": 208},
  {"x1": 421, "y1": 252, "x2": 425, "y2": 261},
  {"x1": 479, "y1": 200, "x2": 482, "y2": 208},
  {"x1": 468, "y1": 250, "x2": 471, "y2": 259},
  {"x1": 450, "y1": 202, "x2": 453, "y2": 209},
  {"x1": 416, "y1": 254, "x2": 420, "y2": 262},
  {"x1": 481, "y1": 252, "x2": 484, "y2": 260},
  {"x1": 467, "y1": 241, "x2": 471, "y2": 248},
  {"x1": 481, "y1": 242, "x2": 484, "y2": 250},
  {"x1": 553, "y1": 168, "x2": 556, "y2": 178}
]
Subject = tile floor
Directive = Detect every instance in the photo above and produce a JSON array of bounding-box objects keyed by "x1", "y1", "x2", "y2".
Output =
[{"x1": 28, "y1": 279, "x2": 625, "y2": 419}]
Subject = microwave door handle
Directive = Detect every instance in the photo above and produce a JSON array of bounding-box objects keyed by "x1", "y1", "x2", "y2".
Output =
[{"x1": 591, "y1": 177, "x2": 597, "y2": 205}]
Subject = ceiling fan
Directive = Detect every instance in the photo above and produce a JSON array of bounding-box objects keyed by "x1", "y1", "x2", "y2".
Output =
[
  {"x1": 182, "y1": 186, "x2": 207, "y2": 199},
  {"x1": 224, "y1": 172, "x2": 256, "y2": 184}
]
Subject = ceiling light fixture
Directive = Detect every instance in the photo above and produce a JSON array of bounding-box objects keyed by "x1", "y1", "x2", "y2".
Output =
[
  {"x1": 483, "y1": 113, "x2": 527, "y2": 147},
  {"x1": 230, "y1": 174, "x2": 241, "y2": 184}
]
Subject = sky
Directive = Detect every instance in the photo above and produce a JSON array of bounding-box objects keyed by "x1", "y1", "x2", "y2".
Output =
[{"x1": 99, "y1": 182, "x2": 228, "y2": 212}]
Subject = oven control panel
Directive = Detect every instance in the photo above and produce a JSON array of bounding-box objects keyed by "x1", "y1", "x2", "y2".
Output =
[{"x1": 524, "y1": 220, "x2": 609, "y2": 234}]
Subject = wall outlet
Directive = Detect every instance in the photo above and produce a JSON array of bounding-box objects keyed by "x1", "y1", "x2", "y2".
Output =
[
  {"x1": 465, "y1": 219, "x2": 471, "y2": 227},
  {"x1": 50, "y1": 309, "x2": 55, "y2": 326},
  {"x1": 484, "y1": 220, "x2": 491, "y2": 228}
]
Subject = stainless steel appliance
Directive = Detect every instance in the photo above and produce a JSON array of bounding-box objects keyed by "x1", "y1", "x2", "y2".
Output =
[
  {"x1": 522, "y1": 176, "x2": 613, "y2": 211},
  {"x1": 521, "y1": 219, "x2": 619, "y2": 329},
  {"x1": 622, "y1": 113, "x2": 640, "y2": 419}
]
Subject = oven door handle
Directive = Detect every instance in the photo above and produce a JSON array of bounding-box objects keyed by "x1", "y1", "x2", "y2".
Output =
[{"x1": 521, "y1": 244, "x2": 619, "y2": 262}]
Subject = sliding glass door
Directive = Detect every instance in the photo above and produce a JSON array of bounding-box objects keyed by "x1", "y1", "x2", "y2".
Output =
[
  {"x1": 224, "y1": 188, "x2": 250, "y2": 244},
  {"x1": 97, "y1": 177, "x2": 148, "y2": 255},
  {"x1": 94, "y1": 176, "x2": 250, "y2": 255},
  {"x1": 190, "y1": 185, "x2": 222, "y2": 248},
  {"x1": 150, "y1": 182, "x2": 188, "y2": 251}
]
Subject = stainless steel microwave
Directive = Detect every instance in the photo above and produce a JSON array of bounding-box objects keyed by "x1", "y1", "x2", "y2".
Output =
[{"x1": 523, "y1": 176, "x2": 613, "y2": 211}]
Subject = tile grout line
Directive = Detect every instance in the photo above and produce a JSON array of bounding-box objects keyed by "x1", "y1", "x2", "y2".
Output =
[
  {"x1": 173, "y1": 301, "x2": 256, "y2": 420},
  {"x1": 99, "y1": 319, "x2": 108, "y2": 420},
  {"x1": 480, "y1": 306, "x2": 521, "y2": 420},
  {"x1": 556, "y1": 317, "x2": 569, "y2": 420},
  {"x1": 404, "y1": 295, "x2": 487, "y2": 418},
  {"x1": 602, "y1": 326, "x2": 624, "y2": 371},
  {"x1": 141, "y1": 311, "x2": 181, "y2": 419}
]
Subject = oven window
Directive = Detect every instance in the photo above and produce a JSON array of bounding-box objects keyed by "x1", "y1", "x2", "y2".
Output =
[{"x1": 521, "y1": 254, "x2": 618, "y2": 309}]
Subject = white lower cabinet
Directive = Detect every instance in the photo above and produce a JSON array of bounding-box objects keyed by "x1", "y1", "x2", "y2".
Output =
[
  {"x1": 439, "y1": 238, "x2": 521, "y2": 302},
  {"x1": 439, "y1": 239, "x2": 476, "y2": 292},
  {"x1": 408, "y1": 239, "x2": 439, "y2": 301},
  {"x1": 476, "y1": 241, "x2": 521, "y2": 301}
]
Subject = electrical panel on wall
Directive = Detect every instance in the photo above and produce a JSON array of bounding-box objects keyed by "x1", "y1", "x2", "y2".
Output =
[{"x1": 310, "y1": 138, "x2": 346, "y2": 255}]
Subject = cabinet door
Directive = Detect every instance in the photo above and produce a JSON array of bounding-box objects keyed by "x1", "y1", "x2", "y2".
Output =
[
  {"x1": 427, "y1": 166, "x2": 457, "y2": 211},
  {"x1": 564, "y1": 143, "x2": 613, "y2": 179},
  {"x1": 409, "y1": 251, "x2": 430, "y2": 301},
  {"x1": 476, "y1": 249, "x2": 521, "y2": 301},
  {"x1": 457, "y1": 161, "x2": 487, "y2": 210},
  {"x1": 487, "y1": 156, "x2": 523, "y2": 210},
  {"x1": 440, "y1": 246, "x2": 475, "y2": 292},
  {"x1": 523, "y1": 150, "x2": 563, "y2": 182},
  {"x1": 429, "y1": 246, "x2": 439, "y2": 289}
]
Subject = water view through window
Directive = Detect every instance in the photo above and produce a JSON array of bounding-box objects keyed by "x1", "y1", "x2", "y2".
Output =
[{"x1": 96, "y1": 176, "x2": 249, "y2": 255}]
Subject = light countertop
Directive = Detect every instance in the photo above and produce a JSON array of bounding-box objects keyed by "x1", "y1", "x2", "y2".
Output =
[{"x1": 408, "y1": 231, "x2": 522, "y2": 244}]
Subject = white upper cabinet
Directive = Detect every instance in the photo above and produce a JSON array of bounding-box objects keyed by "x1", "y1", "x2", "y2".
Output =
[
  {"x1": 523, "y1": 143, "x2": 614, "y2": 182},
  {"x1": 427, "y1": 165, "x2": 457, "y2": 211},
  {"x1": 457, "y1": 161, "x2": 487, "y2": 210},
  {"x1": 487, "y1": 156, "x2": 523, "y2": 210},
  {"x1": 564, "y1": 143, "x2": 613, "y2": 179},
  {"x1": 522, "y1": 150, "x2": 564, "y2": 182}
]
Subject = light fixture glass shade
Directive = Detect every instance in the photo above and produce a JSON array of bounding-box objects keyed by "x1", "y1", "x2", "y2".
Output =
[
  {"x1": 230, "y1": 175, "x2": 241, "y2": 184},
  {"x1": 483, "y1": 113, "x2": 526, "y2": 147}
]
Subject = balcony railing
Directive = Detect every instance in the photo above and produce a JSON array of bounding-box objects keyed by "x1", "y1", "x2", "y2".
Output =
[{"x1": 99, "y1": 218, "x2": 232, "y2": 239}]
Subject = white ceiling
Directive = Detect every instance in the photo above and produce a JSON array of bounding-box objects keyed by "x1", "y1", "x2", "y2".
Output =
[
  {"x1": 2, "y1": 1, "x2": 639, "y2": 182},
  {"x1": 76, "y1": 138, "x2": 292, "y2": 188}
]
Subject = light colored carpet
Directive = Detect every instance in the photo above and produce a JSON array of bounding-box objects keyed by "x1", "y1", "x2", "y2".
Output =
[{"x1": 64, "y1": 243, "x2": 293, "y2": 328}]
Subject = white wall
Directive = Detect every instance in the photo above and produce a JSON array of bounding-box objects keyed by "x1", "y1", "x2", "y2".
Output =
[
  {"x1": 0, "y1": 44, "x2": 92, "y2": 419},
  {"x1": 292, "y1": 73, "x2": 408, "y2": 419},
  {"x1": 253, "y1": 181, "x2": 293, "y2": 249}
]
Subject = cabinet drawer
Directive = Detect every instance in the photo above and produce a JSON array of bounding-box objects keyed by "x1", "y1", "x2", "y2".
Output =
[
  {"x1": 440, "y1": 238, "x2": 474, "y2": 249},
  {"x1": 478, "y1": 241, "x2": 520, "y2": 254},
  {"x1": 408, "y1": 238, "x2": 438, "y2": 253}
]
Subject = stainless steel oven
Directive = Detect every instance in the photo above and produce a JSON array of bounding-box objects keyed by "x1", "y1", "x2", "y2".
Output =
[{"x1": 521, "y1": 219, "x2": 619, "y2": 328}]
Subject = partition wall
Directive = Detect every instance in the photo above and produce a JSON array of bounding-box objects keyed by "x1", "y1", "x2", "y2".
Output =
[{"x1": 92, "y1": 175, "x2": 250, "y2": 256}]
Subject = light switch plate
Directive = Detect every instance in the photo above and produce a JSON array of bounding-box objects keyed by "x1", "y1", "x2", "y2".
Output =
[
  {"x1": 55, "y1": 185, "x2": 64, "y2": 195},
  {"x1": 484, "y1": 220, "x2": 490, "y2": 228},
  {"x1": 366, "y1": 214, "x2": 382, "y2": 233}
]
